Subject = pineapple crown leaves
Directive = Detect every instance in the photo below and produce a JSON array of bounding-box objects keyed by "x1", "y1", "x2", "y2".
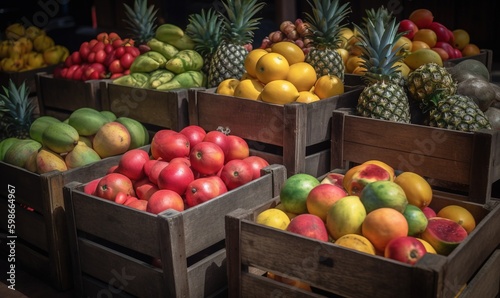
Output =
[
  {"x1": 0, "y1": 80, "x2": 35, "y2": 126},
  {"x1": 218, "y1": 0, "x2": 265, "y2": 45},
  {"x1": 123, "y1": 0, "x2": 158, "y2": 44},
  {"x1": 186, "y1": 8, "x2": 225, "y2": 56},
  {"x1": 304, "y1": 0, "x2": 351, "y2": 49},
  {"x1": 361, "y1": 6, "x2": 393, "y2": 29}
]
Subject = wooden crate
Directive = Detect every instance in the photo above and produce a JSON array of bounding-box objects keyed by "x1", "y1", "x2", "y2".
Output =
[
  {"x1": 330, "y1": 111, "x2": 500, "y2": 204},
  {"x1": 0, "y1": 65, "x2": 58, "y2": 95},
  {"x1": 225, "y1": 191, "x2": 500, "y2": 298},
  {"x1": 0, "y1": 154, "x2": 130, "y2": 291},
  {"x1": 444, "y1": 49, "x2": 494, "y2": 75},
  {"x1": 63, "y1": 164, "x2": 287, "y2": 298},
  {"x1": 189, "y1": 87, "x2": 363, "y2": 177},
  {"x1": 35, "y1": 73, "x2": 103, "y2": 120},
  {"x1": 100, "y1": 81, "x2": 190, "y2": 133}
]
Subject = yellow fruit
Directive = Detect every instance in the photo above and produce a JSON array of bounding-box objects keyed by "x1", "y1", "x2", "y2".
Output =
[
  {"x1": 461, "y1": 43, "x2": 480, "y2": 57},
  {"x1": 345, "y1": 55, "x2": 363, "y2": 73},
  {"x1": 313, "y1": 74, "x2": 344, "y2": 99},
  {"x1": 244, "y1": 48, "x2": 268, "y2": 78},
  {"x1": 233, "y1": 79, "x2": 264, "y2": 100},
  {"x1": 274, "y1": 203, "x2": 297, "y2": 220},
  {"x1": 255, "y1": 208, "x2": 291, "y2": 230},
  {"x1": 403, "y1": 48, "x2": 443, "y2": 70},
  {"x1": 413, "y1": 29, "x2": 437, "y2": 48},
  {"x1": 260, "y1": 80, "x2": 299, "y2": 104},
  {"x1": 394, "y1": 172, "x2": 432, "y2": 208},
  {"x1": 27, "y1": 52, "x2": 45, "y2": 68},
  {"x1": 255, "y1": 52, "x2": 290, "y2": 84},
  {"x1": 17, "y1": 37, "x2": 33, "y2": 54},
  {"x1": 437, "y1": 205, "x2": 476, "y2": 234},
  {"x1": 216, "y1": 78, "x2": 240, "y2": 96},
  {"x1": 452, "y1": 29, "x2": 470, "y2": 50},
  {"x1": 25, "y1": 26, "x2": 45, "y2": 41},
  {"x1": 270, "y1": 41, "x2": 305, "y2": 65},
  {"x1": 393, "y1": 36, "x2": 412, "y2": 53},
  {"x1": 416, "y1": 238, "x2": 437, "y2": 254},
  {"x1": 352, "y1": 66, "x2": 367, "y2": 75},
  {"x1": 336, "y1": 48, "x2": 349, "y2": 66},
  {"x1": 393, "y1": 61, "x2": 410, "y2": 78},
  {"x1": 5, "y1": 23, "x2": 25, "y2": 40},
  {"x1": 339, "y1": 27, "x2": 354, "y2": 47},
  {"x1": 286, "y1": 62, "x2": 317, "y2": 92},
  {"x1": 33, "y1": 35, "x2": 55, "y2": 53},
  {"x1": 411, "y1": 40, "x2": 430, "y2": 52},
  {"x1": 296, "y1": 91, "x2": 320, "y2": 103},
  {"x1": 334, "y1": 234, "x2": 376, "y2": 255}
]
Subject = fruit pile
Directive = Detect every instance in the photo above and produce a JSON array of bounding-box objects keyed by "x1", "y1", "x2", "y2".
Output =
[
  {"x1": 215, "y1": 41, "x2": 345, "y2": 104},
  {"x1": 0, "y1": 107, "x2": 149, "y2": 173},
  {"x1": 258, "y1": 19, "x2": 312, "y2": 54},
  {"x1": 112, "y1": 24, "x2": 205, "y2": 90},
  {"x1": 83, "y1": 125, "x2": 270, "y2": 213},
  {"x1": 53, "y1": 32, "x2": 141, "y2": 81},
  {"x1": 0, "y1": 23, "x2": 69, "y2": 72},
  {"x1": 255, "y1": 159, "x2": 476, "y2": 288}
]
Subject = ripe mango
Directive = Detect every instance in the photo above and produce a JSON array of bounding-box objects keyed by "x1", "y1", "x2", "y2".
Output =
[{"x1": 403, "y1": 48, "x2": 443, "y2": 70}]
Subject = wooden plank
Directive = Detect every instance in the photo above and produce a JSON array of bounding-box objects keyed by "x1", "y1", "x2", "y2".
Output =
[
  {"x1": 241, "y1": 272, "x2": 325, "y2": 298},
  {"x1": 1, "y1": 65, "x2": 57, "y2": 95},
  {"x1": 459, "y1": 249, "x2": 500, "y2": 298},
  {"x1": 186, "y1": 248, "x2": 227, "y2": 298},
  {"x1": 0, "y1": 203, "x2": 47, "y2": 250},
  {"x1": 0, "y1": 162, "x2": 44, "y2": 211}
]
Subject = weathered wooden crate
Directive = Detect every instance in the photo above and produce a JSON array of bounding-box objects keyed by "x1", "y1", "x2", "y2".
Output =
[
  {"x1": 0, "y1": 65, "x2": 58, "y2": 94},
  {"x1": 63, "y1": 164, "x2": 287, "y2": 298},
  {"x1": 35, "y1": 73, "x2": 103, "y2": 120},
  {"x1": 444, "y1": 49, "x2": 494, "y2": 75},
  {"x1": 99, "y1": 81, "x2": 190, "y2": 133},
  {"x1": 330, "y1": 110, "x2": 500, "y2": 204},
  {"x1": 0, "y1": 154, "x2": 129, "y2": 291},
  {"x1": 189, "y1": 87, "x2": 363, "y2": 177},
  {"x1": 225, "y1": 191, "x2": 500, "y2": 298}
]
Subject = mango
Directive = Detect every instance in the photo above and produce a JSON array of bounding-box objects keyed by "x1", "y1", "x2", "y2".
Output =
[
  {"x1": 41, "y1": 122, "x2": 79, "y2": 154},
  {"x1": 403, "y1": 48, "x2": 443, "y2": 70},
  {"x1": 68, "y1": 107, "x2": 110, "y2": 136},
  {"x1": 93, "y1": 122, "x2": 131, "y2": 158},
  {"x1": 3, "y1": 139, "x2": 42, "y2": 168},
  {"x1": 36, "y1": 148, "x2": 67, "y2": 174},
  {"x1": 64, "y1": 141, "x2": 101, "y2": 169}
]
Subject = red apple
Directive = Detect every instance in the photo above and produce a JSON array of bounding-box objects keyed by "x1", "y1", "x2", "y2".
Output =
[
  {"x1": 114, "y1": 46, "x2": 126, "y2": 58},
  {"x1": 398, "y1": 19, "x2": 419, "y2": 40},
  {"x1": 453, "y1": 48, "x2": 462, "y2": 58},
  {"x1": 408, "y1": 9, "x2": 434, "y2": 29},
  {"x1": 384, "y1": 236, "x2": 427, "y2": 265},
  {"x1": 225, "y1": 135, "x2": 250, "y2": 163},
  {"x1": 428, "y1": 22, "x2": 450, "y2": 42},
  {"x1": 109, "y1": 59, "x2": 125, "y2": 74},
  {"x1": 116, "y1": 149, "x2": 149, "y2": 181},
  {"x1": 143, "y1": 159, "x2": 158, "y2": 178},
  {"x1": 120, "y1": 53, "x2": 135, "y2": 70},
  {"x1": 146, "y1": 189, "x2": 184, "y2": 214},
  {"x1": 124, "y1": 46, "x2": 140, "y2": 57},
  {"x1": 286, "y1": 214, "x2": 329, "y2": 241},
  {"x1": 190, "y1": 141, "x2": 225, "y2": 176},
  {"x1": 83, "y1": 178, "x2": 101, "y2": 195},
  {"x1": 92, "y1": 41, "x2": 105, "y2": 53},
  {"x1": 434, "y1": 41, "x2": 456, "y2": 59},
  {"x1": 184, "y1": 176, "x2": 227, "y2": 207},
  {"x1": 219, "y1": 159, "x2": 254, "y2": 190},
  {"x1": 94, "y1": 173, "x2": 135, "y2": 201},
  {"x1": 306, "y1": 184, "x2": 347, "y2": 222},
  {"x1": 79, "y1": 42, "x2": 91, "y2": 60},
  {"x1": 180, "y1": 125, "x2": 206, "y2": 148},
  {"x1": 243, "y1": 156, "x2": 269, "y2": 179},
  {"x1": 87, "y1": 52, "x2": 96, "y2": 63},
  {"x1": 114, "y1": 191, "x2": 132, "y2": 205},
  {"x1": 72, "y1": 65, "x2": 84, "y2": 81},
  {"x1": 157, "y1": 161, "x2": 194, "y2": 195},
  {"x1": 104, "y1": 43, "x2": 114, "y2": 54},
  {"x1": 421, "y1": 206, "x2": 437, "y2": 219}
]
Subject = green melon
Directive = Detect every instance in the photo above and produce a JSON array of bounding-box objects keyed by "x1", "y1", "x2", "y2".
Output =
[
  {"x1": 280, "y1": 173, "x2": 320, "y2": 214},
  {"x1": 359, "y1": 180, "x2": 408, "y2": 214},
  {"x1": 421, "y1": 217, "x2": 468, "y2": 256}
]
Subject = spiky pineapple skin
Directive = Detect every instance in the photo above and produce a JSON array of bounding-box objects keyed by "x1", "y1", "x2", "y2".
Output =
[
  {"x1": 407, "y1": 62, "x2": 456, "y2": 104},
  {"x1": 305, "y1": 48, "x2": 345, "y2": 80},
  {"x1": 208, "y1": 42, "x2": 248, "y2": 88},
  {"x1": 357, "y1": 81, "x2": 410, "y2": 123}
]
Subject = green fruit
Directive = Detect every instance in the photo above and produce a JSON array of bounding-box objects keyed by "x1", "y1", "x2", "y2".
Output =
[
  {"x1": 421, "y1": 217, "x2": 468, "y2": 256},
  {"x1": 42, "y1": 122, "x2": 80, "y2": 153},
  {"x1": 360, "y1": 180, "x2": 408, "y2": 213},
  {"x1": 29, "y1": 116, "x2": 61, "y2": 143},
  {"x1": 0, "y1": 137, "x2": 21, "y2": 161},
  {"x1": 3, "y1": 139, "x2": 42, "y2": 168},
  {"x1": 115, "y1": 117, "x2": 148, "y2": 149},
  {"x1": 68, "y1": 107, "x2": 110, "y2": 136},
  {"x1": 100, "y1": 110, "x2": 117, "y2": 122},
  {"x1": 326, "y1": 195, "x2": 367, "y2": 240},
  {"x1": 64, "y1": 141, "x2": 101, "y2": 169},
  {"x1": 403, "y1": 204, "x2": 428, "y2": 236},
  {"x1": 280, "y1": 173, "x2": 320, "y2": 214}
]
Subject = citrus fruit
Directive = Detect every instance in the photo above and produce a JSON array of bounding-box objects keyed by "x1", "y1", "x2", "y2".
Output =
[
  {"x1": 361, "y1": 207, "x2": 409, "y2": 252},
  {"x1": 255, "y1": 208, "x2": 291, "y2": 230},
  {"x1": 411, "y1": 40, "x2": 431, "y2": 52},
  {"x1": 461, "y1": 43, "x2": 480, "y2": 57},
  {"x1": 244, "y1": 48, "x2": 268, "y2": 78},
  {"x1": 413, "y1": 29, "x2": 437, "y2": 48},
  {"x1": 436, "y1": 205, "x2": 476, "y2": 234},
  {"x1": 216, "y1": 78, "x2": 240, "y2": 96},
  {"x1": 255, "y1": 52, "x2": 290, "y2": 84},
  {"x1": 313, "y1": 74, "x2": 344, "y2": 99},
  {"x1": 286, "y1": 62, "x2": 317, "y2": 91},
  {"x1": 233, "y1": 79, "x2": 264, "y2": 100},
  {"x1": 279, "y1": 173, "x2": 320, "y2": 214},
  {"x1": 403, "y1": 204, "x2": 429, "y2": 236},
  {"x1": 394, "y1": 172, "x2": 432, "y2": 208},
  {"x1": 260, "y1": 79, "x2": 300, "y2": 104},
  {"x1": 296, "y1": 91, "x2": 320, "y2": 103},
  {"x1": 416, "y1": 238, "x2": 437, "y2": 254},
  {"x1": 452, "y1": 29, "x2": 470, "y2": 50},
  {"x1": 270, "y1": 41, "x2": 305, "y2": 65},
  {"x1": 345, "y1": 55, "x2": 363, "y2": 73},
  {"x1": 335, "y1": 234, "x2": 376, "y2": 255}
]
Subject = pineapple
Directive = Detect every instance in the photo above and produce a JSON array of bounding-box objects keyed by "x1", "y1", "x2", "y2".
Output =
[
  {"x1": 355, "y1": 16, "x2": 411, "y2": 123},
  {"x1": 304, "y1": 0, "x2": 351, "y2": 80},
  {"x1": 426, "y1": 92, "x2": 491, "y2": 132},
  {"x1": 123, "y1": 0, "x2": 158, "y2": 45},
  {"x1": 186, "y1": 8, "x2": 224, "y2": 78},
  {"x1": 407, "y1": 62, "x2": 457, "y2": 106},
  {"x1": 207, "y1": 0, "x2": 265, "y2": 88},
  {"x1": 0, "y1": 80, "x2": 36, "y2": 140}
]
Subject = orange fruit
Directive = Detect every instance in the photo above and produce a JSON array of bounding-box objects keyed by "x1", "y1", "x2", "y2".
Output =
[
  {"x1": 334, "y1": 234, "x2": 376, "y2": 255},
  {"x1": 411, "y1": 40, "x2": 430, "y2": 52},
  {"x1": 416, "y1": 238, "x2": 437, "y2": 254},
  {"x1": 461, "y1": 43, "x2": 480, "y2": 57},
  {"x1": 362, "y1": 208, "x2": 409, "y2": 252},
  {"x1": 260, "y1": 79, "x2": 299, "y2": 104},
  {"x1": 336, "y1": 48, "x2": 350, "y2": 66},
  {"x1": 286, "y1": 62, "x2": 317, "y2": 91},
  {"x1": 394, "y1": 172, "x2": 432, "y2": 208},
  {"x1": 270, "y1": 41, "x2": 305, "y2": 65},
  {"x1": 413, "y1": 29, "x2": 437, "y2": 48},
  {"x1": 345, "y1": 55, "x2": 363, "y2": 73},
  {"x1": 296, "y1": 91, "x2": 320, "y2": 103},
  {"x1": 432, "y1": 47, "x2": 449, "y2": 61},
  {"x1": 216, "y1": 78, "x2": 240, "y2": 96},
  {"x1": 233, "y1": 79, "x2": 264, "y2": 100},
  {"x1": 313, "y1": 74, "x2": 344, "y2": 99},
  {"x1": 255, "y1": 52, "x2": 290, "y2": 84},
  {"x1": 452, "y1": 29, "x2": 470, "y2": 50},
  {"x1": 352, "y1": 66, "x2": 367, "y2": 75},
  {"x1": 244, "y1": 48, "x2": 268, "y2": 78},
  {"x1": 437, "y1": 205, "x2": 476, "y2": 234},
  {"x1": 255, "y1": 208, "x2": 291, "y2": 230}
]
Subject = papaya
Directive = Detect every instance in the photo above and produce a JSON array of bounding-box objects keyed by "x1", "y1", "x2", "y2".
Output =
[
  {"x1": 113, "y1": 73, "x2": 150, "y2": 88},
  {"x1": 147, "y1": 38, "x2": 179, "y2": 60},
  {"x1": 148, "y1": 69, "x2": 175, "y2": 89},
  {"x1": 36, "y1": 147, "x2": 68, "y2": 174},
  {"x1": 326, "y1": 196, "x2": 367, "y2": 240},
  {"x1": 165, "y1": 49, "x2": 204, "y2": 74},
  {"x1": 115, "y1": 117, "x2": 149, "y2": 149},
  {"x1": 0, "y1": 137, "x2": 21, "y2": 161},
  {"x1": 130, "y1": 51, "x2": 167, "y2": 73},
  {"x1": 68, "y1": 107, "x2": 110, "y2": 136},
  {"x1": 3, "y1": 139, "x2": 42, "y2": 168},
  {"x1": 156, "y1": 71, "x2": 205, "y2": 91},
  {"x1": 64, "y1": 141, "x2": 101, "y2": 169},
  {"x1": 100, "y1": 110, "x2": 117, "y2": 122},
  {"x1": 41, "y1": 122, "x2": 80, "y2": 153},
  {"x1": 359, "y1": 180, "x2": 408, "y2": 214},
  {"x1": 155, "y1": 23, "x2": 184, "y2": 43},
  {"x1": 29, "y1": 116, "x2": 61, "y2": 143},
  {"x1": 421, "y1": 217, "x2": 468, "y2": 256},
  {"x1": 167, "y1": 34, "x2": 195, "y2": 51}
]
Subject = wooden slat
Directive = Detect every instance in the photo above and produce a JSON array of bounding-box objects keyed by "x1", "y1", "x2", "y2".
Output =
[
  {"x1": 186, "y1": 248, "x2": 227, "y2": 298},
  {"x1": 0, "y1": 203, "x2": 47, "y2": 250},
  {"x1": 241, "y1": 272, "x2": 325, "y2": 298},
  {"x1": 459, "y1": 249, "x2": 500, "y2": 298},
  {"x1": 0, "y1": 162, "x2": 44, "y2": 211}
]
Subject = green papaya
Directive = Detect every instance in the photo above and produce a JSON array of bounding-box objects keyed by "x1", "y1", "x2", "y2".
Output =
[
  {"x1": 42, "y1": 122, "x2": 80, "y2": 154},
  {"x1": 148, "y1": 69, "x2": 175, "y2": 89},
  {"x1": 0, "y1": 137, "x2": 21, "y2": 161},
  {"x1": 155, "y1": 23, "x2": 184, "y2": 43},
  {"x1": 68, "y1": 107, "x2": 110, "y2": 136},
  {"x1": 113, "y1": 73, "x2": 150, "y2": 88},
  {"x1": 100, "y1": 110, "x2": 117, "y2": 122},
  {"x1": 130, "y1": 51, "x2": 167, "y2": 73},
  {"x1": 156, "y1": 71, "x2": 205, "y2": 91},
  {"x1": 167, "y1": 34, "x2": 195, "y2": 51},
  {"x1": 147, "y1": 38, "x2": 179, "y2": 60},
  {"x1": 115, "y1": 117, "x2": 149, "y2": 149},
  {"x1": 165, "y1": 49, "x2": 204, "y2": 74},
  {"x1": 4, "y1": 139, "x2": 42, "y2": 168},
  {"x1": 29, "y1": 115, "x2": 61, "y2": 143}
]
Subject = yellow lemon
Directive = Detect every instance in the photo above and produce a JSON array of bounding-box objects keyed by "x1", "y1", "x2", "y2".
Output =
[
  {"x1": 233, "y1": 79, "x2": 264, "y2": 100},
  {"x1": 260, "y1": 80, "x2": 300, "y2": 104},
  {"x1": 244, "y1": 48, "x2": 268, "y2": 78},
  {"x1": 313, "y1": 74, "x2": 344, "y2": 99},
  {"x1": 296, "y1": 91, "x2": 320, "y2": 103},
  {"x1": 255, "y1": 52, "x2": 290, "y2": 84},
  {"x1": 216, "y1": 78, "x2": 240, "y2": 96},
  {"x1": 275, "y1": 203, "x2": 297, "y2": 220},
  {"x1": 270, "y1": 41, "x2": 305, "y2": 65},
  {"x1": 255, "y1": 208, "x2": 291, "y2": 230},
  {"x1": 286, "y1": 62, "x2": 317, "y2": 92}
]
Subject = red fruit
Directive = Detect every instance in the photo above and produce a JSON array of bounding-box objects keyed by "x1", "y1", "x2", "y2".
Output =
[
  {"x1": 87, "y1": 52, "x2": 96, "y2": 63},
  {"x1": 219, "y1": 159, "x2": 254, "y2": 190},
  {"x1": 123, "y1": 196, "x2": 139, "y2": 206},
  {"x1": 453, "y1": 48, "x2": 462, "y2": 59},
  {"x1": 384, "y1": 236, "x2": 427, "y2": 265},
  {"x1": 88, "y1": 39, "x2": 98, "y2": 48},
  {"x1": 320, "y1": 173, "x2": 344, "y2": 189},
  {"x1": 110, "y1": 73, "x2": 124, "y2": 79},
  {"x1": 146, "y1": 189, "x2": 184, "y2": 214},
  {"x1": 114, "y1": 46, "x2": 126, "y2": 59},
  {"x1": 104, "y1": 43, "x2": 114, "y2": 54},
  {"x1": 421, "y1": 206, "x2": 437, "y2": 219},
  {"x1": 116, "y1": 149, "x2": 149, "y2": 181},
  {"x1": 112, "y1": 39, "x2": 124, "y2": 49},
  {"x1": 147, "y1": 160, "x2": 169, "y2": 185},
  {"x1": 109, "y1": 59, "x2": 125, "y2": 74},
  {"x1": 398, "y1": 19, "x2": 419, "y2": 39},
  {"x1": 150, "y1": 130, "x2": 190, "y2": 161},
  {"x1": 428, "y1": 22, "x2": 450, "y2": 42},
  {"x1": 83, "y1": 178, "x2": 101, "y2": 195},
  {"x1": 203, "y1": 130, "x2": 229, "y2": 155},
  {"x1": 114, "y1": 191, "x2": 132, "y2": 205},
  {"x1": 66, "y1": 64, "x2": 80, "y2": 80},
  {"x1": 179, "y1": 125, "x2": 206, "y2": 148},
  {"x1": 134, "y1": 178, "x2": 159, "y2": 201},
  {"x1": 189, "y1": 141, "x2": 225, "y2": 176},
  {"x1": 286, "y1": 213, "x2": 329, "y2": 241},
  {"x1": 92, "y1": 41, "x2": 105, "y2": 53},
  {"x1": 435, "y1": 41, "x2": 456, "y2": 59},
  {"x1": 95, "y1": 173, "x2": 135, "y2": 201},
  {"x1": 119, "y1": 53, "x2": 135, "y2": 70},
  {"x1": 90, "y1": 62, "x2": 106, "y2": 74},
  {"x1": 143, "y1": 159, "x2": 158, "y2": 178},
  {"x1": 157, "y1": 161, "x2": 194, "y2": 195},
  {"x1": 421, "y1": 217, "x2": 468, "y2": 255},
  {"x1": 306, "y1": 183, "x2": 347, "y2": 222},
  {"x1": 408, "y1": 9, "x2": 434, "y2": 29},
  {"x1": 432, "y1": 47, "x2": 449, "y2": 61},
  {"x1": 224, "y1": 135, "x2": 249, "y2": 163},
  {"x1": 184, "y1": 176, "x2": 227, "y2": 208},
  {"x1": 96, "y1": 32, "x2": 109, "y2": 42},
  {"x1": 124, "y1": 46, "x2": 140, "y2": 57},
  {"x1": 79, "y1": 42, "x2": 91, "y2": 60},
  {"x1": 126, "y1": 199, "x2": 148, "y2": 211},
  {"x1": 243, "y1": 156, "x2": 269, "y2": 179},
  {"x1": 72, "y1": 65, "x2": 84, "y2": 81},
  {"x1": 107, "y1": 165, "x2": 118, "y2": 174},
  {"x1": 169, "y1": 156, "x2": 190, "y2": 167}
]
